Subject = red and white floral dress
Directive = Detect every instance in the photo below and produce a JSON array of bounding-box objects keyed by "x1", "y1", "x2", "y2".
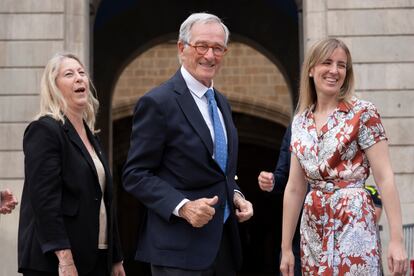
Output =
[{"x1": 291, "y1": 98, "x2": 385, "y2": 275}]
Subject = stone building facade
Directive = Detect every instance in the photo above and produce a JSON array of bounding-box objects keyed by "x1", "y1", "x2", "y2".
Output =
[{"x1": 1, "y1": 0, "x2": 413, "y2": 275}]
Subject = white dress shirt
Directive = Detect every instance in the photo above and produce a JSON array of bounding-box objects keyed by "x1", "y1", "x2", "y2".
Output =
[
  {"x1": 180, "y1": 66, "x2": 228, "y2": 146},
  {"x1": 172, "y1": 66, "x2": 229, "y2": 216}
]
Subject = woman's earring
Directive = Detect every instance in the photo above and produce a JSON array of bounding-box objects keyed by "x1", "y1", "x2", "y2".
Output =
[{"x1": 309, "y1": 73, "x2": 313, "y2": 77}]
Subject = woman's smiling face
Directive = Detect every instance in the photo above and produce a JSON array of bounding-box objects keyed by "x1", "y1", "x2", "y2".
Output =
[
  {"x1": 310, "y1": 47, "x2": 348, "y2": 97},
  {"x1": 56, "y1": 57, "x2": 89, "y2": 113}
]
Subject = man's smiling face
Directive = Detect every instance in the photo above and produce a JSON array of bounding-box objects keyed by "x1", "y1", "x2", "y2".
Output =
[{"x1": 178, "y1": 21, "x2": 226, "y2": 87}]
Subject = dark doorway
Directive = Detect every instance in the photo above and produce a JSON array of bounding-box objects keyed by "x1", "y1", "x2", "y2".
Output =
[
  {"x1": 233, "y1": 113, "x2": 286, "y2": 275},
  {"x1": 93, "y1": 0, "x2": 299, "y2": 154},
  {"x1": 112, "y1": 113, "x2": 287, "y2": 275},
  {"x1": 112, "y1": 116, "x2": 150, "y2": 275}
]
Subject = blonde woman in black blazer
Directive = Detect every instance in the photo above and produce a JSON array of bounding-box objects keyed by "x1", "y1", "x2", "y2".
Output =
[{"x1": 18, "y1": 53, "x2": 125, "y2": 276}]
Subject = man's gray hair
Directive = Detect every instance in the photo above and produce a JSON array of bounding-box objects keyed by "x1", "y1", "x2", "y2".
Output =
[{"x1": 178, "y1": 12, "x2": 230, "y2": 46}]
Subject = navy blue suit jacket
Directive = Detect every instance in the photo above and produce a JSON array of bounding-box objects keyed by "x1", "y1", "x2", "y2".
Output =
[
  {"x1": 272, "y1": 125, "x2": 291, "y2": 194},
  {"x1": 122, "y1": 70, "x2": 242, "y2": 270},
  {"x1": 271, "y1": 125, "x2": 301, "y2": 265}
]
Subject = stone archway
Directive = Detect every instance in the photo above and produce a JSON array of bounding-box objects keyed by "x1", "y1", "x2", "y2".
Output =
[
  {"x1": 93, "y1": 0, "x2": 299, "y2": 154},
  {"x1": 112, "y1": 41, "x2": 292, "y2": 125}
]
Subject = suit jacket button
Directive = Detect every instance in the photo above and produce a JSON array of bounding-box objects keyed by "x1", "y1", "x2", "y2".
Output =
[{"x1": 94, "y1": 197, "x2": 99, "y2": 201}]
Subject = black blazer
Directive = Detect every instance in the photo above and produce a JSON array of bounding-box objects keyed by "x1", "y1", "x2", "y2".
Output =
[
  {"x1": 18, "y1": 116, "x2": 123, "y2": 274},
  {"x1": 122, "y1": 70, "x2": 242, "y2": 270}
]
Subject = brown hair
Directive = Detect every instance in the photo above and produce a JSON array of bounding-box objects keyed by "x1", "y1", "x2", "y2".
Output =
[{"x1": 296, "y1": 38, "x2": 355, "y2": 114}]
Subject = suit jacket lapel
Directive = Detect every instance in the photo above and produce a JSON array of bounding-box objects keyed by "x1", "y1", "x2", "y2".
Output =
[
  {"x1": 87, "y1": 130, "x2": 112, "y2": 202},
  {"x1": 62, "y1": 118, "x2": 99, "y2": 181},
  {"x1": 174, "y1": 71, "x2": 214, "y2": 157}
]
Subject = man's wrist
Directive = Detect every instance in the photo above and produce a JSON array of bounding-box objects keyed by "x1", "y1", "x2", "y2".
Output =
[
  {"x1": 234, "y1": 190, "x2": 244, "y2": 198},
  {"x1": 174, "y1": 199, "x2": 190, "y2": 217}
]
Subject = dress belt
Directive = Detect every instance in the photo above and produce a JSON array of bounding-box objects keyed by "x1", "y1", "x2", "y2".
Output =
[{"x1": 310, "y1": 179, "x2": 365, "y2": 193}]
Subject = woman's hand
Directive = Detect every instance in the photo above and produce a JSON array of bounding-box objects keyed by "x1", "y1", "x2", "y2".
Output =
[
  {"x1": 58, "y1": 262, "x2": 78, "y2": 276},
  {"x1": 280, "y1": 249, "x2": 295, "y2": 276},
  {"x1": 0, "y1": 189, "x2": 18, "y2": 214},
  {"x1": 387, "y1": 239, "x2": 408, "y2": 275},
  {"x1": 112, "y1": 261, "x2": 126, "y2": 276}
]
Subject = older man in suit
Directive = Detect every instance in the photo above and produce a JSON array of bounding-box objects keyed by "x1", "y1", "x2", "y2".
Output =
[{"x1": 123, "y1": 12, "x2": 253, "y2": 276}]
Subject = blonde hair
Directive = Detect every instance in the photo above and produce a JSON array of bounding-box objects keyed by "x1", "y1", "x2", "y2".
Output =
[
  {"x1": 296, "y1": 38, "x2": 355, "y2": 114},
  {"x1": 36, "y1": 53, "x2": 99, "y2": 132}
]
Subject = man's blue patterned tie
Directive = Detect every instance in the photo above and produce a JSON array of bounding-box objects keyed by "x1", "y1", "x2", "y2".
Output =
[{"x1": 205, "y1": 88, "x2": 230, "y2": 222}]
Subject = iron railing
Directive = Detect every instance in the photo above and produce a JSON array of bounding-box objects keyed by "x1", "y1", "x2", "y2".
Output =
[{"x1": 403, "y1": 223, "x2": 414, "y2": 276}]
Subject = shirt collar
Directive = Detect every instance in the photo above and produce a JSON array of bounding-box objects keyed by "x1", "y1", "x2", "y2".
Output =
[
  {"x1": 180, "y1": 66, "x2": 214, "y2": 99},
  {"x1": 307, "y1": 99, "x2": 352, "y2": 117},
  {"x1": 337, "y1": 100, "x2": 352, "y2": 113}
]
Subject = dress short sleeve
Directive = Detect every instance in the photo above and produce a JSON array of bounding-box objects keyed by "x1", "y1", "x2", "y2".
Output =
[
  {"x1": 289, "y1": 113, "x2": 301, "y2": 156},
  {"x1": 358, "y1": 102, "x2": 387, "y2": 150}
]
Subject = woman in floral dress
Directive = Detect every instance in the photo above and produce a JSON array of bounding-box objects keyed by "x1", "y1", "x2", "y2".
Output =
[{"x1": 280, "y1": 38, "x2": 408, "y2": 276}]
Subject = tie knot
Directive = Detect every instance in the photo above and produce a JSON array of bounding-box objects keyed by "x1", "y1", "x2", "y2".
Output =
[{"x1": 205, "y1": 88, "x2": 215, "y2": 102}]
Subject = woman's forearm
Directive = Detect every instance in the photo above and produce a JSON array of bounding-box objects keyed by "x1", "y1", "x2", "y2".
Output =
[
  {"x1": 379, "y1": 179, "x2": 404, "y2": 241},
  {"x1": 55, "y1": 249, "x2": 74, "y2": 265},
  {"x1": 281, "y1": 182, "x2": 307, "y2": 251}
]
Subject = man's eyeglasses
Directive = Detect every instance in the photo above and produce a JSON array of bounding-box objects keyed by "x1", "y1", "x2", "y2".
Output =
[{"x1": 184, "y1": 42, "x2": 228, "y2": 57}]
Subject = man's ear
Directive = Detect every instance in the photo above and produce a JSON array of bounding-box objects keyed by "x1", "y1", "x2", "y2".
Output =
[
  {"x1": 177, "y1": 41, "x2": 187, "y2": 64},
  {"x1": 177, "y1": 41, "x2": 185, "y2": 54}
]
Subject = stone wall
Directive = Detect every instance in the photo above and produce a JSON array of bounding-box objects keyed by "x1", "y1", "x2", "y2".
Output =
[{"x1": 303, "y1": 0, "x2": 414, "y2": 273}]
